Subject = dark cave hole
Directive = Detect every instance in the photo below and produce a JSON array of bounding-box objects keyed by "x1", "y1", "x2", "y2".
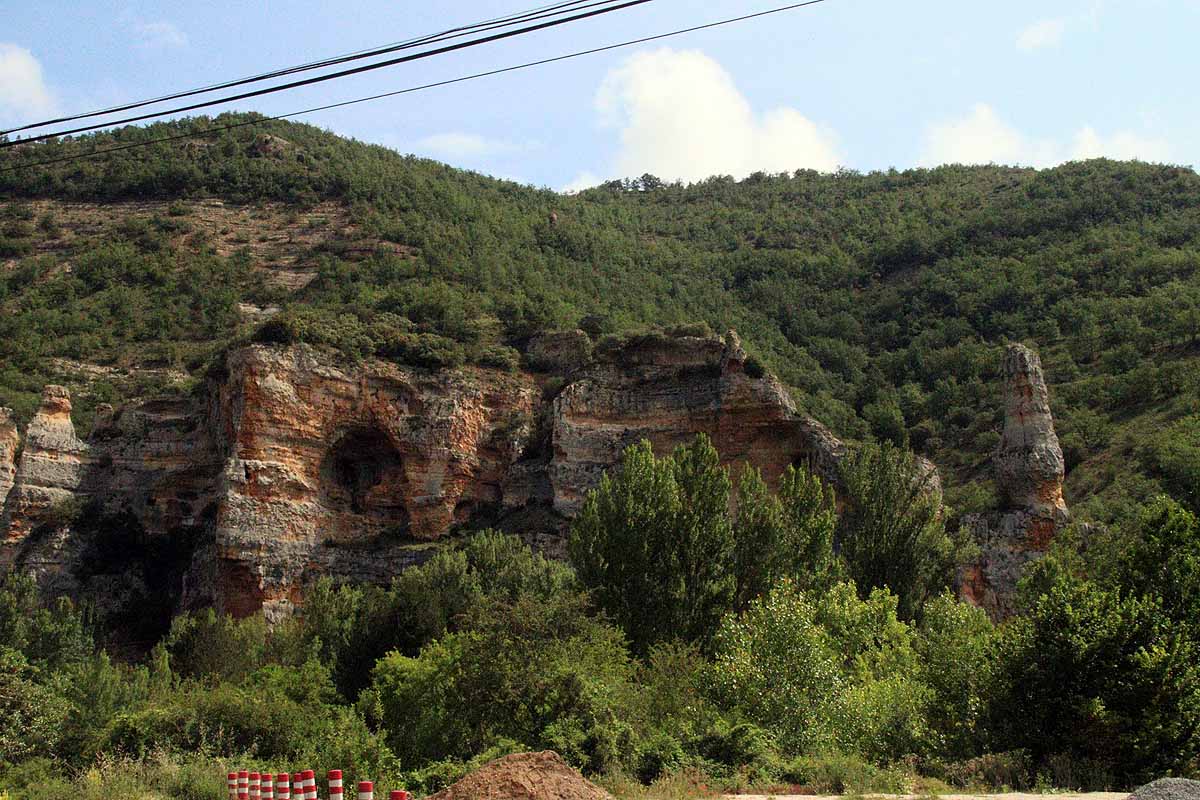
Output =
[{"x1": 321, "y1": 428, "x2": 409, "y2": 525}]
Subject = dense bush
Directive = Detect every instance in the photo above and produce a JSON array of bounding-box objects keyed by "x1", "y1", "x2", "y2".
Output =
[{"x1": 4, "y1": 487, "x2": 1200, "y2": 795}]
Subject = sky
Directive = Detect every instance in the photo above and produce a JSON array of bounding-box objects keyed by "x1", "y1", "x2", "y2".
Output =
[{"x1": 2, "y1": 0, "x2": 1197, "y2": 190}]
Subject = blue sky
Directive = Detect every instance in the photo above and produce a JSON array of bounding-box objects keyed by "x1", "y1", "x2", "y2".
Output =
[{"x1": 2, "y1": 0, "x2": 1197, "y2": 189}]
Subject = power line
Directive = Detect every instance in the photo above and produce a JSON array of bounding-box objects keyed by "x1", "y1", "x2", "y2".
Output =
[
  {"x1": 0, "y1": 0, "x2": 654, "y2": 148},
  {"x1": 0, "y1": 0, "x2": 832, "y2": 174},
  {"x1": 0, "y1": 0, "x2": 621, "y2": 137}
]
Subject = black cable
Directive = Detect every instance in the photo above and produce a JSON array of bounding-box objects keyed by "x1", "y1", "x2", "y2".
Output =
[
  {"x1": 0, "y1": 0, "x2": 654, "y2": 148},
  {"x1": 0, "y1": 0, "x2": 616, "y2": 137},
  {"x1": 0, "y1": 0, "x2": 832, "y2": 174}
]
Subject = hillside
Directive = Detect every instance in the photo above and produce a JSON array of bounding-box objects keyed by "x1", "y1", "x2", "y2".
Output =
[{"x1": 2, "y1": 112, "x2": 1198, "y2": 524}]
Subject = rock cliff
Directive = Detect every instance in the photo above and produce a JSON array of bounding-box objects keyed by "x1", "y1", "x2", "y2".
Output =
[
  {"x1": 0, "y1": 330, "x2": 853, "y2": 624},
  {"x1": 549, "y1": 331, "x2": 846, "y2": 514},
  {"x1": 1, "y1": 387, "x2": 89, "y2": 546},
  {"x1": 960, "y1": 343, "x2": 1070, "y2": 618},
  {"x1": 0, "y1": 409, "x2": 17, "y2": 511}
]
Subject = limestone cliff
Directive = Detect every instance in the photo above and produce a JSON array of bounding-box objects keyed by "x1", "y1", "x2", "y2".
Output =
[
  {"x1": 1, "y1": 387, "x2": 89, "y2": 547},
  {"x1": 0, "y1": 409, "x2": 17, "y2": 511},
  {"x1": 549, "y1": 331, "x2": 846, "y2": 514},
  {"x1": 0, "y1": 331, "x2": 896, "y2": 623},
  {"x1": 960, "y1": 343, "x2": 1070, "y2": 619}
]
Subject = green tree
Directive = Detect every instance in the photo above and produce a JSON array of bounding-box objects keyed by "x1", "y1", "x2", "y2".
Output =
[
  {"x1": 1119, "y1": 497, "x2": 1200, "y2": 639},
  {"x1": 362, "y1": 592, "x2": 636, "y2": 773},
  {"x1": 733, "y1": 464, "x2": 838, "y2": 608},
  {"x1": 914, "y1": 593, "x2": 996, "y2": 759},
  {"x1": 710, "y1": 579, "x2": 845, "y2": 755},
  {"x1": 993, "y1": 571, "x2": 1200, "y2": 786},
  {"x1": 569, "y1": 435, "x2": 734, "y2": 653},
  {"x1": 835, "y1": 442, "x2": 954, "y2": 619}
]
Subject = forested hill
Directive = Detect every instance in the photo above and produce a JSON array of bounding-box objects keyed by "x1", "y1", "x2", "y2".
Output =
[{"x1": 2, "y1": 112, "x2": 1198, "y2": 523}]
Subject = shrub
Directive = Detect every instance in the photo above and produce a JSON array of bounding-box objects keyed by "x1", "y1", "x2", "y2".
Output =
[
  {"x1": 474, "y1": 344, "x2": 520, "y2": 371},
  {"x1": 362, "y1": 592, "x2": 637, "y2": 773}
]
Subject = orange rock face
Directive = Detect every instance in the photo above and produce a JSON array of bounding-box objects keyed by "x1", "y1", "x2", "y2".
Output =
[
  {"x1": 0, "y1": 409, "x2": 17, "y2": 513},
  {"x1": 1, "y1": 331, "x2": 856, "y2": 621},
  {"x1": 208, "y1": 345, "x2": 541, "y2": 619}
]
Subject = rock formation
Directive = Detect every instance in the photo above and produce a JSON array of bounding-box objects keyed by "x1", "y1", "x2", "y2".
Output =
[
  {"x1": 208, "y1": 344, "x2": 541, "y2": 619},
  {"x1": 0, "y1": 409, "x2": 17, "y2": 510},
  {"x1": 549, "y1": 330, "x2": 847, "y2": 514},
  {"x1": 0, "y1": 330, "x2": 854, "y2": 624},
  {"x1": 994, "y1": 344, "x2": 1069, "y2": 522},
  {"x1": 1, "y1": 386, "x2": 89, "y2": 546},
  {"x1": 960, "y1": 343, "x2": 1070, "y2": 618}
]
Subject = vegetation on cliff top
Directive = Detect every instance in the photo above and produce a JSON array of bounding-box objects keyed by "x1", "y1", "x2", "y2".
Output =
[{"x1": 2, "y1": 113, "x2": 1198, "y2": 521}]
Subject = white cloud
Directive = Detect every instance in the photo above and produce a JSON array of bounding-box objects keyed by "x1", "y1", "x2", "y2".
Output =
[
  {"x1": 135, "y1": 21, "x2": 188, "y2": 49},
  {"x1": 590, "y1": 48, "x2": 841, "y2": 183},
  {"x1": 1069, "y1": 126, "x2": 1173, "y2": 162},
  {"x1": 414, "y1": 132, "x2": 529, "y2": 160},
  {"x1": 0, "y1": 43, "x2": 55, "y2": 125},
  {"x1": 562, "y1": 171, "x2": 601, "y2": 193},
  {"x1": 919, "y1": 103, "x2": 1173, "y2": 167},
  {"x1": 1017, "y1": 18, "x2": 1067, "y2": 50}
]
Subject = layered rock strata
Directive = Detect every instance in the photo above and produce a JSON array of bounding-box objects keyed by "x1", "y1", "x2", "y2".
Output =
[
  {"x1": 960, "y1": 343, "x2": 1070, "y2": 618},
  {"x1": 1, "y1": 387, "x2": 89, "y2": 546},
  {"x1": 0, "y1": 409, "x2": 17, "y2": 510},
  {"x1": 209, "y1": 345, "x2": 541, "y2": 619},
  {"x1": 550, "y1": 331, "x2": 846, "y2": 514},
  {"x1": 0, "y1": 331, "x2": 860, "y2": 622}
]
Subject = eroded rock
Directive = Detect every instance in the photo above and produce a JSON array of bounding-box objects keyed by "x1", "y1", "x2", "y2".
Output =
[
  {"x1": 0, "y1": 409, "x2": 17, "y2": 510},
  {"x1": 960, "y1": 343, "x2": 1070, "y2": 619},
  {"x1": 0, "y1": 331, "x2": 885, "y2": 620},
  {"x1": 995, "y1": 344, "x2": 1068, "y2": 519},
  {"x1": 1, "y1": 386, "x2": 89, "y2": 546}
]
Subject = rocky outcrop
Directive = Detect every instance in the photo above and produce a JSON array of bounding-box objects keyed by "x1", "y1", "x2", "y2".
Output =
[
  {"x1": 0, "y1": 331, "x2": 862, "y2": 622},
  {"x1": 0, "y1": 409, "x2": 17, "y2": 510},
  {"x1": 550, "y1": 330, "x2": 846, "y2": 514},
  {"x1": 209, "y1": 345, "x2": 540, "y2": 620},
  {"x1": 994, "y1": 344, "x2": 1068, "y2": 520},
  {"x1": 960, "y1": 344, "x2": 1070, "y2": 619},
  {"x1": 1, "y1": 387, "x2": 89, "y2": 547}
]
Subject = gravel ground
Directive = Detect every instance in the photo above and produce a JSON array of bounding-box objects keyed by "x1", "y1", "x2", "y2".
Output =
[{"x1": 1129, "y1": 780, "x2": 1200, "y2": 800}]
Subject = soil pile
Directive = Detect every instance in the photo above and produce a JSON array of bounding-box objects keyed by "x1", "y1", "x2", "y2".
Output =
[
  {"x1": 427, "y1": 751, "x2": 611, "y2": 800},
  {"x1": 1129, "y1": 779, "x2": 1200, "y2": 800}
]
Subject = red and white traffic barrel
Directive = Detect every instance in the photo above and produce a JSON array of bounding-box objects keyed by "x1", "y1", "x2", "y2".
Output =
[
  {"x1": 328, "y1": 770, "x2": 343, "y2": 800},
  {"x1": 276, "y1": 773, "x2": 291, "y2": 800},
  {"x1": 302, "y1": 769, "x2": 316, "y2": 800},
  {"x1": 389, "y1": 791, "x2": 408, "y2": 800},
  {"x1": 250, "y1": 772, "x2": 261, "y2": 800},
  {"x1": 227, "y1": 772, "x2": 238, "y2": 800},
  {"x1": 238, "y1": 770, "x2": 249, "y2": 800},
  {"x1": 262, "y1": 772, "x2": 274, "y2": 800},
  {"x1": 357, "y1": 781, "x2": 373, "y2": 800}
]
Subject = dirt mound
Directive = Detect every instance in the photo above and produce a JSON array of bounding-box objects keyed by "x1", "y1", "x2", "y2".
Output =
[
  {"x1": 1129, "y1": 779, "x2": 1200, "y2": 800},
  {"x1": 427, "y1": 751, "x2": 611, "y2": 800}
]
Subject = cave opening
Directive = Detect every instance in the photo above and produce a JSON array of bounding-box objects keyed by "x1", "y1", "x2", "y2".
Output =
[{"x1": 320, "y1": 428, "x2": 409, "y2": 530}]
